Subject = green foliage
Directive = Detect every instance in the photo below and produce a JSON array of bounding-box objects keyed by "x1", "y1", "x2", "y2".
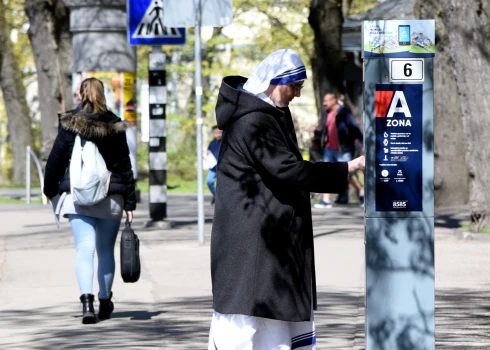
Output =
[
  {"x1": 233, "y1": 0, "x2": 313, "y2": 63},
  {"x1": 136, "y1": 138, "x2": 149, "y2": 176},
  {"x1": 166, "y1": 113, "x2": 197, "y2": 180},
  {"x1": 0, "y1": 93, "x2": 10, "y2": 184},
  {"x1": 348, "y1": 0, "x2": 379, "y2": 16},
  {"x1": 0, "y1": 195, "x2": 42, "y2": 204},
  {"x1": 462, "y1": 224, "x2": 490, "y2": 235}
]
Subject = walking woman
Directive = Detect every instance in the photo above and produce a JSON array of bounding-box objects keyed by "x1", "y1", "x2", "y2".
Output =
[{"x1": 43, "y1": 77, "x2": 136, "y2": 324}]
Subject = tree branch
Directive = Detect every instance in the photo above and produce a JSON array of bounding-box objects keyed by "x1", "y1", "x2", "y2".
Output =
[{"x1": 256, "y1": 9, "x2": 312, "y2": 57}]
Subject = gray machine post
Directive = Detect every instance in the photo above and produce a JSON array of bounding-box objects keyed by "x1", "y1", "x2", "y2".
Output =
[
  {"x1": 66, "y1": 0, "x2": 136, "y2": 72},
  {"x1": 363, "y1": 20, "x2": 435, "y2": 349}
]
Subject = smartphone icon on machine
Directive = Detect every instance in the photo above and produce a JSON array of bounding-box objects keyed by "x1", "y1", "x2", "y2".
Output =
[{"x1": 398, "y1": 25, "x2": 411, "y2": 46}]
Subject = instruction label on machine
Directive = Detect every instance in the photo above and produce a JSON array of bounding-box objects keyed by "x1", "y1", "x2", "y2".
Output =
[{"x1": 375, "y1": 84, "x2": 423, "y2": 211}]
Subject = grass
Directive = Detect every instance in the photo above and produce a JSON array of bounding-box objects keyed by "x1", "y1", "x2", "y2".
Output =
[
  {"x1": 137, "y1": 177, "x2": 210, "y2": 194},
  {"x1": 462, "y1": 224, "x2": 490, "y2": 234},
  {"x1": 0, "y1": 196, "x2": 43, "y2": 204},
  {"x1": 0, "y1": 184, "x2": 40, "y2": 189}
]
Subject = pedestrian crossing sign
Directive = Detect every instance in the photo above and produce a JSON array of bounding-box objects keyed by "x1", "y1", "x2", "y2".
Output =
[{"x1": 128, "y1": 0, "x2": 186, "y2": 45}]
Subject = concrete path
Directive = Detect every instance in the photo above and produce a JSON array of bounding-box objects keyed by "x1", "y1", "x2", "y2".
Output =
[{"x1": 0, "y1": 195, "x2": 488, "y2": 349}]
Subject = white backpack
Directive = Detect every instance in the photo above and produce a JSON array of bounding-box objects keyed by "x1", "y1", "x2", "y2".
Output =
[{"x1": 70, "y1": 135, "x2": 111, "y2": 206}]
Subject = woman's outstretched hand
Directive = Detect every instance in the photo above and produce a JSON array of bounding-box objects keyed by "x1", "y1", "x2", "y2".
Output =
[{"x1": 348, "y1": 156, "x2": 365, "y2": 174}]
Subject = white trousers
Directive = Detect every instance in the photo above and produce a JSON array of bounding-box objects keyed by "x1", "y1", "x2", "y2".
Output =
[{"x1": 208, "y1": 310, "x2": 317, "y2": 350}]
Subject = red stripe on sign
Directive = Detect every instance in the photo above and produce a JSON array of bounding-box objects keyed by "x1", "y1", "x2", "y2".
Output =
[{"x1": 375, "y1": 91, "x2": 394, "y2": 118}]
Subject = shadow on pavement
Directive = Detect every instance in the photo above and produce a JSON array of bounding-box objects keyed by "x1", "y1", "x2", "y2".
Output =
[
  {"x1": 436, "y1": 288, "x2": 490, "y2": 349},
  {"x1": 434, "y1": 207, "x2": 469, "y2": 229},
  {"x1": 110, "y1": 310, "x2": 163, "y2": 320},
  {"x1": 0, "y1": 291, "x2": 366, "y2": 349},
  {"x1": 2, "y1": 288, "x2": 489, "y2": 349}
]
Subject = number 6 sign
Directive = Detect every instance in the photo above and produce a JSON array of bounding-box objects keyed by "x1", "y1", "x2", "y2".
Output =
[{"x1": 389, "y1": 58, "x2": 424, "y2": 82}]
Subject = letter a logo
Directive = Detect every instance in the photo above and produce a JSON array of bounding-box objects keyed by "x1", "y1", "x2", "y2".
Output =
[{"x1": 386, "y1": 91, "x2": 412, "y2": 118}]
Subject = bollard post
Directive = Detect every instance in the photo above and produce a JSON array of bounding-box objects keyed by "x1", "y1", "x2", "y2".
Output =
[{"x1": 148, "y1": 47, "x2": 168, "y2": 222}]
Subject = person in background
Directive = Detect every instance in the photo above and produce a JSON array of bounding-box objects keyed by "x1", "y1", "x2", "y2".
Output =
[
  {"x1": 206, "y1": 125, "x2": 222, "y2": 204},
  {"x1": 208, "y1": 49, "x2": 365, "y2": 349},
  {"x1": 43, "y1": 78, "x2": 136, "y2": 324},
  {"x1": 337, "y1": 94, "x2": 365, "y2": 207},
  {"x1": 314, "y1": 93, "x2": 364, "y2": 208}
]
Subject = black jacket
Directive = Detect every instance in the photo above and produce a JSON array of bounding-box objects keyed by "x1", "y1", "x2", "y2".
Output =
[
  {"x1": 211, "y1": 76, "x2": 348, "y2": 322},
  {"x1": 43, "y1": 105, "x2": 136, "y2": 211}
]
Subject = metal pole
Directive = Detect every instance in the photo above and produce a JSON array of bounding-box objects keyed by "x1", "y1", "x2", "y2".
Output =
[
  {"x1": 27, "y1": 147, "x2": 48, "y2": 205},
  {"x1": 195, "y1": 0, "x2": 205, "y2": 245},
  {"x1": 26, "y1": 146, "x2": 31, "y2": 204}
]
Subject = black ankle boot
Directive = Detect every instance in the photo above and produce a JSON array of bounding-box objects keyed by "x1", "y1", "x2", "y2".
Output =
[
  {"x1": 80, "y1": 294, "x2": 96, "y2": 324},
  {"x1": 98, "y1": 292, "x2": 114, "y2": 320}
]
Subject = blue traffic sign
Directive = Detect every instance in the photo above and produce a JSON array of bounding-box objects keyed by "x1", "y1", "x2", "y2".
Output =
[{"x1": 128, "y1": 0, "x2": 186, "y2": 46}]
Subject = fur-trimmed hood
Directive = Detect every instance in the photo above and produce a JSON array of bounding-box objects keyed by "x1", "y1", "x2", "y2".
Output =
[{"x1": 59, "y1": 109, "x2": 133, "y2": 139}]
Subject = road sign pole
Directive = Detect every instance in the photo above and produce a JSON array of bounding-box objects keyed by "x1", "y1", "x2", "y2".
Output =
[{"x1": 195, "y1": 0, "x2": 205, "y2": 245}]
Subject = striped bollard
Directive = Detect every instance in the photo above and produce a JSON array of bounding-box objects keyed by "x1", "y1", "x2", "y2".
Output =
[{"x1": 148, "y1": 47, "x2": 168, "y2": 222}]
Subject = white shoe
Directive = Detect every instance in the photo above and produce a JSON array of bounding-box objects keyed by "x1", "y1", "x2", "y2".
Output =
[{"x1": 314, "y1": 201, "x2": 333, "y2": 209}]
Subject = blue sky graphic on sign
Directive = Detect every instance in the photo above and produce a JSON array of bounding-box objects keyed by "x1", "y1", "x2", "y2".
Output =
[
  {"x1": 375, "y1": 84, "x2": 423, "y2": 212},
  {"x1": 128, "y1": 0, "x2": 186, "y2": 46}
]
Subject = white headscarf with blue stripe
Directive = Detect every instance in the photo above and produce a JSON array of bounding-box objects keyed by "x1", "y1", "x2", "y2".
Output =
[{"x1": 243, "y1": 49, "x2": 307, "y2": 95}]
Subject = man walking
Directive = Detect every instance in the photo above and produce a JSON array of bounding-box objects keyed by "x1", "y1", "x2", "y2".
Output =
[
  {"x1": 314, "y1": 93, "x2": 364, "y2": 208},
  {"x1": 208, "y1": 49, "x2": 365, "y2": 349}
]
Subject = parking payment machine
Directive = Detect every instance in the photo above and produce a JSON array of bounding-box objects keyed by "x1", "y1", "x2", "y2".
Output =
[{"x1": 363, "y1": 20, "x2": 435, "y2": 349}]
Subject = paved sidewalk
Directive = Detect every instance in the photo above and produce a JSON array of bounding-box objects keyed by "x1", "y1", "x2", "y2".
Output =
[{"x1": 0, "y1": 196, "x2": 488, "y2": 349}]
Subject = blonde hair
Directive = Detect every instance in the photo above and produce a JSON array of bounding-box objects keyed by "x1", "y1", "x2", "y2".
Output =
[{"x1": 79, "y1": 78, "x2": 107, "y2": 114}]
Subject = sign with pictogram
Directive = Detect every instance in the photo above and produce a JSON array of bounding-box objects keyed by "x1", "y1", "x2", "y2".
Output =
[{"x1": 128, "y1": 0, "x2": 186, "y2": 45}]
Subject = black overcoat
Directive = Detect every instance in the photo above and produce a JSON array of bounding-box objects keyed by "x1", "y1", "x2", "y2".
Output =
[{"x1": 211, "y1": 76, "x2": 348, "y2": 322}]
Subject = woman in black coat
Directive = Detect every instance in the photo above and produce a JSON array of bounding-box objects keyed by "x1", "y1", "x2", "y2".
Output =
[
  {"x1": 44, "y1": 78, "x2": 136, "y2": 324},
  {"x1": 208, "y1": 49, "x2": 365, "y2": 349}
]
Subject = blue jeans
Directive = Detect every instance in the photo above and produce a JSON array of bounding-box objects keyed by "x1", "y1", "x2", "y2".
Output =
[
  {"x1": 68, "y1": 214, "x2": 121, "y2": 299},
  {"x1": 322, "y1": 147, "x2": 352, "y2": 163},
  {"x1": 207, "y1": 168, "x2": 217, "y2": 196},
  {"x1": 323, "y1": 148, "x2": 352, "y2": 202}
]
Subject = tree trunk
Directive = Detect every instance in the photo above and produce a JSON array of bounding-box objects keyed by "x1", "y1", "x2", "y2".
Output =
[
  {"x1": 341, "y1": 0, "x2": 354, "y2": 19},
  {"x1": 0, "y1": 1, "x2": 33, "y2": 184},
  {"x1": 440, "y1": 0, "x2": 490, "y2": 232},
  {"x1": 25, "y1": 0, "x2": 73, "y2": 162},
  {"x1": 415, "y1": 0, "x2": 469, "y2": 209},
  {"x1": 308, "y1": 0, "x2": 345, "y2": 117},
  {"x1": 52, "y1": 0, "x2": 74, "y2": 112}
]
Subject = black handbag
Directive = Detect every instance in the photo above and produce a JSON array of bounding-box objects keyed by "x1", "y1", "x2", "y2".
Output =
[{"x1": 120, "y1": 219, "x2": 140, "y2": 283}]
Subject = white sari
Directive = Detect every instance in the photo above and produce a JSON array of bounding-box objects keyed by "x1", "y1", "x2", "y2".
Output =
[{"x1": 208, "y1": 310, "x2": 316, "y2": 350}]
